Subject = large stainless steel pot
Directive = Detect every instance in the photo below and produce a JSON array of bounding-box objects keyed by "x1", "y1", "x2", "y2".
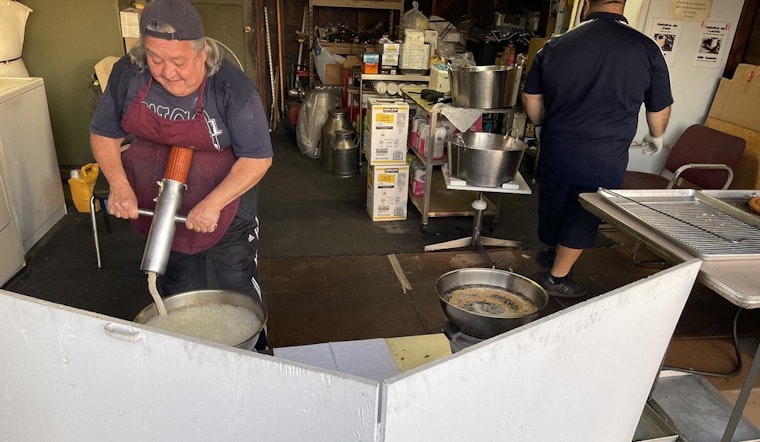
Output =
[
  {"x1": 446, "y1": 131, "x2": 527, "y2": 187},
  {"x1": 449, "y1": 65, "x2": 522, "y2": 109},
  {"x1": 436, "y1": 268, "x2": 548, "y2": 339},
  {"x1": 134, "y1": 289, "x2": 267, "y2": 350}
]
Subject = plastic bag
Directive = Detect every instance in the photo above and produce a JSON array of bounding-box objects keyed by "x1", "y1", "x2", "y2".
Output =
[
  {"x1": 312, "y1": 42, "x2": 346, "y2": 85},
  {"x1": 402, "y1": 1, "x2": 428, "y2": 31},
  {"x1": 296, "y1": 89, "x2": 341, "y2": 158},
  {"x1": 449, "y1": 52, "x2": 476, "y2": 69}
]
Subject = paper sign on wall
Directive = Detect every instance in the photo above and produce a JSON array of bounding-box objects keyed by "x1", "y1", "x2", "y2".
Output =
[
  {"x1": 692, "y1": 21, "x2": 731, "y2": 68},
  {"x1": 669, "y1": 0, "x2": 712, "y2": 22},
  {"x1": 650, "y1": 19, "x2": 683, "y2": 66}
]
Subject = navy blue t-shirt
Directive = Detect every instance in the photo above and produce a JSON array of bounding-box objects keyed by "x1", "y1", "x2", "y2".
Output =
[{"x1": 523, "y1": 12, "x2": 673, "y2": 188}]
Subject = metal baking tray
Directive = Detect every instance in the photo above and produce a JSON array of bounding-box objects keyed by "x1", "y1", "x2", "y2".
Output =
[{"x1": 599, "y1": 189, "x2": 760, "y2": 260}]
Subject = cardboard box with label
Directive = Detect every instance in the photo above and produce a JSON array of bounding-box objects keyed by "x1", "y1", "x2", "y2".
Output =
[
  {"x1": 364, "y1": 98, "x2": 410, "y2": 165},
  {"x1": 362, "y1": 52, "x2": 380, "y2": 74},
  {"x1": 367, "y1": 165, "x2": 409, "y2": 221}
]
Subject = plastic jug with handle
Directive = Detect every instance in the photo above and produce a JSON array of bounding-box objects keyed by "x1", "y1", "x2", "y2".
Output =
[{"x1": 68, "y1": 163, "x2": 100, "y2": 213}]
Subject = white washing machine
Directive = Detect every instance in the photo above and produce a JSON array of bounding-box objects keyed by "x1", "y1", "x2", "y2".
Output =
[
  {"x1": 0, "y1": 77, "x2": 66, "y2": 252},
  {"x1": 0, "y1": 172, "x2": 24, "y2": 285}
]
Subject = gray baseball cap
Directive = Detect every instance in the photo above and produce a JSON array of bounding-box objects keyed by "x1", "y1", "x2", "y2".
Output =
[{"x1": 140, "y1": 0, "x2": 203, "y2": 41}]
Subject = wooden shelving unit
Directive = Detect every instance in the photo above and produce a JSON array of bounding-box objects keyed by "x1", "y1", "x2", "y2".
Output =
[{"x1": 307, "y1": 0, "x2": 404, "y2": 88}]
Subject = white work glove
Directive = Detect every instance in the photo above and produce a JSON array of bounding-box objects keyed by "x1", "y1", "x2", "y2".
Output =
[{"x1": 641, "y1": 134, "x2": 663, "y2": 155}]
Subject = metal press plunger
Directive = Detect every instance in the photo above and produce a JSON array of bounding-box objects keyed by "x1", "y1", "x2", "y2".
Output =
[{"x1": 140, "y1": 145, "x2": 194, "y2": 275}]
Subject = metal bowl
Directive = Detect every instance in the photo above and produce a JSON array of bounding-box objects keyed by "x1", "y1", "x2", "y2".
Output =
[
  {"x1": 436, "y1": 268, "x2": 548, "y2": 339},
  {"x1": 446, "y1": 132, "x2": 527, "y2": 187},
  {"x1": 449, "y1": 65, "x2": 522, "y2": 109},
  {"x1": 134, "y1": 289, "x2": 267, "y2": 350}
]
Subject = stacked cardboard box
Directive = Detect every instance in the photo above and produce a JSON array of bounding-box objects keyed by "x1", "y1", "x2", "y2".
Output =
[
  {"x1": 706, "y1": 64, "x2": 760, "y2": 189},
  {"x1": 364, "y1": 98, "x2": 410, "y2": 221}
]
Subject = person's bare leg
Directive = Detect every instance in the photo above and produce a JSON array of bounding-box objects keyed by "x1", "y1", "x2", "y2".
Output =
[{"x1": 551, "y1": 245, "x2": 583, "y2": 278}]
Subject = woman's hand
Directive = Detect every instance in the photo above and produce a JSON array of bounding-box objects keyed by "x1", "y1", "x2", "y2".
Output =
[{"x1": 185, "y1": 202, "x2": 221, "y2": 233}]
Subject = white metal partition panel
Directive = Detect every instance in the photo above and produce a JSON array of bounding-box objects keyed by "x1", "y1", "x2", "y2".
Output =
[
  {"x1": 0, "y1": 291, "x2": 379, "y2": 442},
  {"x1": 381, "y1": 261, "x2": 701, "y2": 442}
]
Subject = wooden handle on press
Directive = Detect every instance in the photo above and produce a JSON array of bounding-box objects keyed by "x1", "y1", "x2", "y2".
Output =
[{"x1": 163, "y1": 146, "x2": 194, "y2": 183}]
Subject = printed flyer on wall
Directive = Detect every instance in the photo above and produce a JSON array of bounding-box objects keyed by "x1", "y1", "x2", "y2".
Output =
[
  {"x1": 692, "y1": 21, "x2": 730, "y2": 68},
  {"x1": 650, "y1": 18, "x2": 683, "y2": 66}
]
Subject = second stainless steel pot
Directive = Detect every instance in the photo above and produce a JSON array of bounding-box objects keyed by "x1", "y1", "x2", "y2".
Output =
[{"x1": 449, "y1": 65, "x2": 522, "y2": 109}]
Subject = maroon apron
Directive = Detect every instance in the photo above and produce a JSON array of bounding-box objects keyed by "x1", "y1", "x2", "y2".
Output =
[{"x1": 121, "y1": 78, "x2": 240, "y2": 254}]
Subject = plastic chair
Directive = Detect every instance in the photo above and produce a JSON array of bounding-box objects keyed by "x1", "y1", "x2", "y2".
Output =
[{"x1": 623, "y1": 124, "x2": 746, "y2": 190}]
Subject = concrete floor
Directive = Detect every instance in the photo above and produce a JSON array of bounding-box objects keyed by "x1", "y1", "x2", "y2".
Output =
[{"x1": 4, "y1": 126, "x2": 760, "y2": 439}]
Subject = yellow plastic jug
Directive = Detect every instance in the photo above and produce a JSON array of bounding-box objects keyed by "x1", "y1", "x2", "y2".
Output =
[{"x1": 68, "y1": 163, "x2": 99, "y2": 213}]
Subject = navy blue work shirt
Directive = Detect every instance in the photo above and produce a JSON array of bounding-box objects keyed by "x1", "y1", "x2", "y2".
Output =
[{"x1": 523, "y1": 12, "x2": 673, "y2": 188}]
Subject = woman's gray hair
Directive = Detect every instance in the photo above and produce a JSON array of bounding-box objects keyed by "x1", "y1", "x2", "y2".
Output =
[{"x1": 129, "y1": 21, "x2": 223, "y2": 76}]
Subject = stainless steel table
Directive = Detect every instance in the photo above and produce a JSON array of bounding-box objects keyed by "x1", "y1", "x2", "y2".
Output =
[{"x1": 579, "y1": 189, "x2": 760, "y2": 442}]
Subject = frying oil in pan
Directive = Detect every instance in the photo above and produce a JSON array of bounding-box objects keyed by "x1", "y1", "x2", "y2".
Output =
[{"x1": 443, "y1": 284, "x2": 537, "y2": 317}]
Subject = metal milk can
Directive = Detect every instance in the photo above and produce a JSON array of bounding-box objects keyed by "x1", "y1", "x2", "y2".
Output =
[
  {"x1": 332, "y1": 129, "x2": 358, "y2": 178},
  {"x1": 320, "y1": 108, "x2": 352, "y2": 171}
]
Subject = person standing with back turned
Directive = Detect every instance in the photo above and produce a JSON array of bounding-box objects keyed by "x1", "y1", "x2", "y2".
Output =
[
  {"x1": 521, "y1": 0, "x2": 673, "y2": 298},
  {"x1": 90, "y1": 0, "x2": 273, "y2": 350}
]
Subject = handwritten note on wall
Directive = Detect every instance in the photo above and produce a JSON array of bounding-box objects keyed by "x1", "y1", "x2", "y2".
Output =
[{"x1": 669, "y1": 0, "x2": 712, "y2": 22}]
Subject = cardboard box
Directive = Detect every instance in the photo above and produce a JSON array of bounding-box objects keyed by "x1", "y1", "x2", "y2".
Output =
[
  {"x1": 343, "y1": 55, "x2": 362, "y2": 70},
  {"x1": 364, "y1": 98, "x2": 410, "y2": 165},
  {"x1": 708, "y1": 65, "x2": 760, "y2": 132},
  {"x1": 399, "y1": 44, "x2": 430, "y2": 72},
  {"x1": 119, "y1": 8, "x2": 140, "y2": 38},
  {"x1": 428, "y1": 64, "x2": 450, "y2": 93},
  {"x1": 362, "y1": 52, "x2": 380, "y2": 74},
  {"x1": 733, "y1": 63, "x2": 760, "y2": 85},
  {"x1": 705, "y1": 116, "x2": 760, "y2": 189},
  {"x1": 380, "y1": 43, "x2": 400, "y2": 55},
  {"x1": 123, "y1": 37, "x2": 139, "y2": 53},
  {"x1": 424, "y1": 29, "x2": 438, "y2": 54},
  {"x1": 403, "y1": 28, "x2": 425, "y2": 44},
  {"x1": 323, "y1": 63, "x2": 343, "y2": 86},
  {"x1": 367, "y1": 165, "x2": 409, "y2": 221},
  {"x1": 381, "y1": 54, "x2": 399, "y2": 66}
]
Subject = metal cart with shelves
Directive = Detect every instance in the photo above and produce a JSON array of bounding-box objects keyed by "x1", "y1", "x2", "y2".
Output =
[{"x1": 400, "y1": 85, "x2": 518, "y2": 231}]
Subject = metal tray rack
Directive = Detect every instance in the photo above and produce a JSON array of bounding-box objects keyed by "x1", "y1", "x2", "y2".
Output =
[{"x1": 599, "y1": 189, "x2": 760, "y2": 260}]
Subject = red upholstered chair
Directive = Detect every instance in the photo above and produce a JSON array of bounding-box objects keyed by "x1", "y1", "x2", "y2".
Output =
[{"x1": 623, "y1": 124, "x2": 746, "y2": 190}]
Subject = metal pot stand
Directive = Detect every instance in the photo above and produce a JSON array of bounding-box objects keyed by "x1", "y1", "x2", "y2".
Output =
[{"x1": 424, "y1": 167, "x2": 532, "y2": 267}]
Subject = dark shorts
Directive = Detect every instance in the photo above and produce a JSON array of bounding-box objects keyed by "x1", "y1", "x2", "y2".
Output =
[
  {"x1": 159, "y1": 215, "x2": 261, "y2": 300},
  {"x1": 537, "y1": 176, "x2": 601, "y2": 249}
]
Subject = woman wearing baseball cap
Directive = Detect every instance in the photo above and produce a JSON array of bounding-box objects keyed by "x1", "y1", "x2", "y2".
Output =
[{"x1": 90, "y1": 0, "x2": 273, "y2": 351}]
